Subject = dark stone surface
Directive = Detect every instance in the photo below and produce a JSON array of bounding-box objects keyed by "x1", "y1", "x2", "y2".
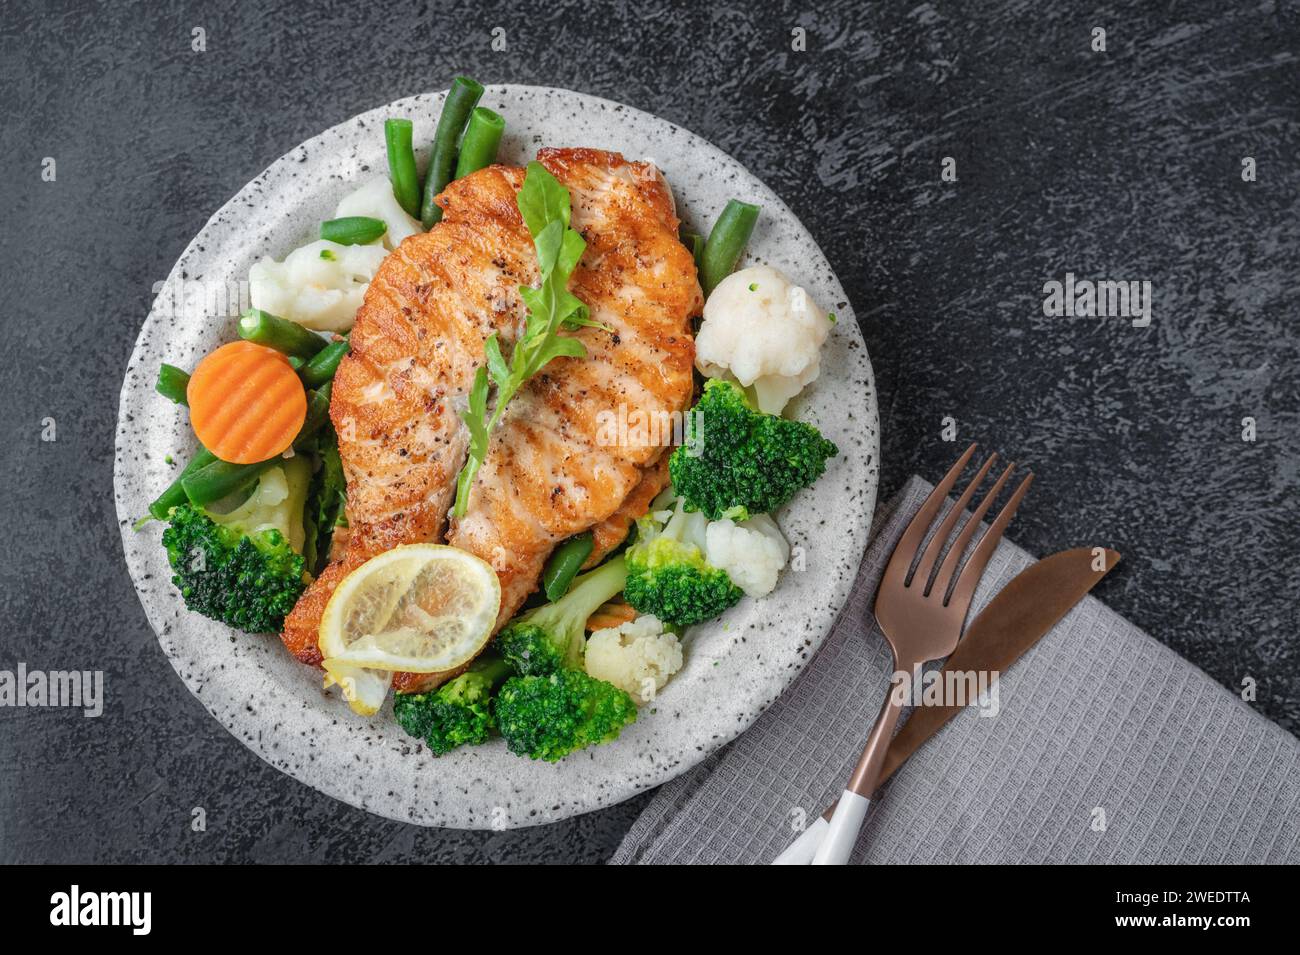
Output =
[{"x1": 1, "y1": 0, "x2": 1296, "y2": 863}]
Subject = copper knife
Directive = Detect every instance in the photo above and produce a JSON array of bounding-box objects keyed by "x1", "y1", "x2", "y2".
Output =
[
  {"x1": 772, "y1": 545, "x2": 1121, "y2": 864},
  {"x1": 877, "y1": 545, "x2": 1120, "y2": 783}
]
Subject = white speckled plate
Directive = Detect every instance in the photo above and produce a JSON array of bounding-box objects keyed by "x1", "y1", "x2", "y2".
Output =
[{"x1": 113, "y1": 85, "x2": 878, "y2": 828}]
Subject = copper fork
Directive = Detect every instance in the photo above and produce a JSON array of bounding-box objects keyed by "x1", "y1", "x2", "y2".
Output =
[{"x1": 810, "y1": 444, "x2": 1033, "y2": 864}]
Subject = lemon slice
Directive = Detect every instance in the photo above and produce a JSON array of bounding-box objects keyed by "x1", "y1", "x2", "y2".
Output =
[
  {"x1": 319, "y1": 544, "x2": 501, "y2": 674},
  {"x1": 322, "y1": 661, "x2": 391, "y2": 717}
]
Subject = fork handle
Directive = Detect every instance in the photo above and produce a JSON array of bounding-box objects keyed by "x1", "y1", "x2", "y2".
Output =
[
  {"x1": 812, "y1": 792, "x2": 872, "y2": 864},
  {"x1": 809, "y1": 680, "x2": 907, "y2": 864}
]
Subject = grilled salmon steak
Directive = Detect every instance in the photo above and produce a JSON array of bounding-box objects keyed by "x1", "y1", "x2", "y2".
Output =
[{"x1": 281, "y1": 147, "x2": 700, "y2": 691}]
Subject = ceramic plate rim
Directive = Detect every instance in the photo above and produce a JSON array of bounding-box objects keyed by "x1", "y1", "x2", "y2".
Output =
[{"x1": 113, "y1": 83, "x2": 879, "y2": 828}]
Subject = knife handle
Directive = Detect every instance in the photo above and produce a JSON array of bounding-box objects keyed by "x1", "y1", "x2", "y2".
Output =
[{"x1": 771, "y1": 816, "x2": 830, "y2": 864}]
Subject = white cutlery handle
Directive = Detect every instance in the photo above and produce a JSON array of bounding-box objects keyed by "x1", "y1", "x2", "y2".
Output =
[
  {"x1": 811, "y1": 790, "x2": 871, "y2": 865},
  {"x1": 771, "y1": 815, "x2": 830, "y2": 864}
]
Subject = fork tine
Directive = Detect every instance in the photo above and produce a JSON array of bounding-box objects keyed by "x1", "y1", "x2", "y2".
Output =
[
  {"x1": 943, "y1": 471, "x2": 1035, "y2": 609},
  {"x1": 931, "y1": 460, "x2": 1018, "y2": 598},
  {"x1": 881, "y1": 443, "x2": 977, "y2": 590},
  {"x1": 910, "y1": 452, "x2": 998, "y2": 589}
]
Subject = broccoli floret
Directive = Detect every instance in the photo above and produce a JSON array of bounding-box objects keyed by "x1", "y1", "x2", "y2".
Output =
[
  {"x1": 393, "y1": 654, "x2": 513, "y2": 756},
  {"x1": 495, "y1": 555, "x2": 628, "y2": 676},
  {"x1": 623, "y1": 500, "x2": 743, "y2": 626},
  {"x1": 162, "y1": 507, "x2": 306, "y2": 633},
  {"x1": 494, "y1": 669, "x2": 638, "y2": 761},
  {"x1": 160, "y1": 458, "x2": 311, "y2": 634},
  {"x1": 491, "y1": 555, "x2": 638, "y2": 760},
  {"x1": 669, "y1": 378, "x2": 839, "y2": 520}
]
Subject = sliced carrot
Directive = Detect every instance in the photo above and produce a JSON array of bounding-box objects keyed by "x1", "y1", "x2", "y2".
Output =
[
  {"x1": 187, "y1": 340, "x2": 307, "y2": 464},
  {"x1": 586, "y1": 600, "x2": 638, "y2": 632}
]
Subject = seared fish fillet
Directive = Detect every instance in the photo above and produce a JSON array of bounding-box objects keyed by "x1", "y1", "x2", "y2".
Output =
[
  {"x1": 282, "y1": 148, "x2": 700, "y2": 691},
  {"x1": 281, "y1": 162, "x2": 531, "y2": 669},
  {"x1": 583, "y1": 454, "x2": 671, "y2": 570},
  {"x1": 446, "y1": 148, "x2": 699, "y2": 625}
]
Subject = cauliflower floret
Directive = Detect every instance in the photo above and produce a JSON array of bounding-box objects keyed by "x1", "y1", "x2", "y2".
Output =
[
  {"x1": 703, "y1": 513, "x2": 790, "y2": 598},
  {"x1": 335, "y1": 178, "x2": 423, "y2": 251},
  {"x1": 208, "y1": 455, "x2": 311, "y2": 553},
  {"x1": 585, "y1": 614, "x2": 683, "y2": 704},
  {"x1": 247, "y1": 179, "x2": 423, "y2": 332},
  {"x1": 249, "y1": 239, "x2": 386, "y2": 332},
  {"x1": 695, "y1": 265, "x2": 832, "y2": 415}
]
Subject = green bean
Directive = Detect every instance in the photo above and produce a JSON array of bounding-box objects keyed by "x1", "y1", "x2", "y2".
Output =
[
  {"x1": 146, "y1": 448, "x2": 217, "y2": 521},
  {"x1": 699, "y1": 199, "x2": 760, "y2": 297},
  {"x1": 295, "y1": 382, "x2": 333, "y2": 446},
  {"x1": 681, "y1": 231, "x2": 704, "y2": 268},
  {"x1": 238, "y1": 309, "x2": 328, "y2": 359},
  {"x1": 384, "y1": 118, "x2": 421, "y2": 219},
  {"x1": 299, "y1": 336, "x2": 350, "y2": 388},
  {"x1": 181, "y1": 457, "x2": 277, "y2": 508},
  {"x1": 319, "y1": 216, "x2": 387, "y2": 246},
  {"x1": 420, "y1": 75, "x2": 484, "y2": 228},
  {"x1": 156, "y1": 364, "x2": 191, "y2": 405},
  {"x1": 542, "y1": 532, "x2": 595, "y2": 602},
  {"x1": 182, "y1": 383, "x2": 333, "y2": 507},
  {"x1": 454, "y1": 107, "x2": 505, "y2": 179}
]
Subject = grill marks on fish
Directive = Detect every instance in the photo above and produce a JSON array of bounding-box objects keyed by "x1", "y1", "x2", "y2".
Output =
[
  {"x1": 281, "y1": 148, "x2": 700, "y2": 690},
  {"x1": 280, "y1": 165, "x2": 533, "y2": 668},
  {"x1": 446, "y1": 149, "x2": 699, "y2": 627}
]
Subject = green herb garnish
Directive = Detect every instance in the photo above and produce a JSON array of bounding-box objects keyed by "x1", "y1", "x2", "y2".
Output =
[
  {"x1": 451, "y1": 161, "x2": 596, "y2": 518},
  {"x1": 320, "y1": 248, "x2": 336, "y2": 261}
]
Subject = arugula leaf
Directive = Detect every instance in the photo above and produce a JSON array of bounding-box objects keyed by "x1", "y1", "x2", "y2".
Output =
[
  {"x1": 517, "y1": 168, "x2": 571, "y2": 237},
  {"x1": 455, "y1": 366, "x2": 492, "y2": 513},
  {"x1": 451, "y1": 162, "x2": 596, "y2": 517},
  {"x1": 484, "y1": 335, "x2": 510, "y2": 387},
  {"x1": 561, "y1": 313, "x2": 609, "y2": 332}
]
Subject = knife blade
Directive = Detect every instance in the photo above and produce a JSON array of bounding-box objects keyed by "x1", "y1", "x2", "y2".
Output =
[
  {"x1": 772, "y1": 545, "x2": 1120, "y2": 864},
  {"x1": 877, "y1": 545, "x2": 1120, "y2": 784}
]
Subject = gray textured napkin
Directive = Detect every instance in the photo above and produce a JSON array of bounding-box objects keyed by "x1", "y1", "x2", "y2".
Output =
[{"x1": 611, "y1": 477, "x2": 1300, "y2": 864}]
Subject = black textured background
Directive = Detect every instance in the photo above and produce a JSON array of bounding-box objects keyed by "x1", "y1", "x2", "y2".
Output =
[{"x1": 1, "y1": 0, "x2": 1296, "y2": 863}]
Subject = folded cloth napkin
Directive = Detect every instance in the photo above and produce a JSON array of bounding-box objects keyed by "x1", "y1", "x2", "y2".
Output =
[{"x1": 610, "y1": 476, "x2": 1300, "y2": 864}]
